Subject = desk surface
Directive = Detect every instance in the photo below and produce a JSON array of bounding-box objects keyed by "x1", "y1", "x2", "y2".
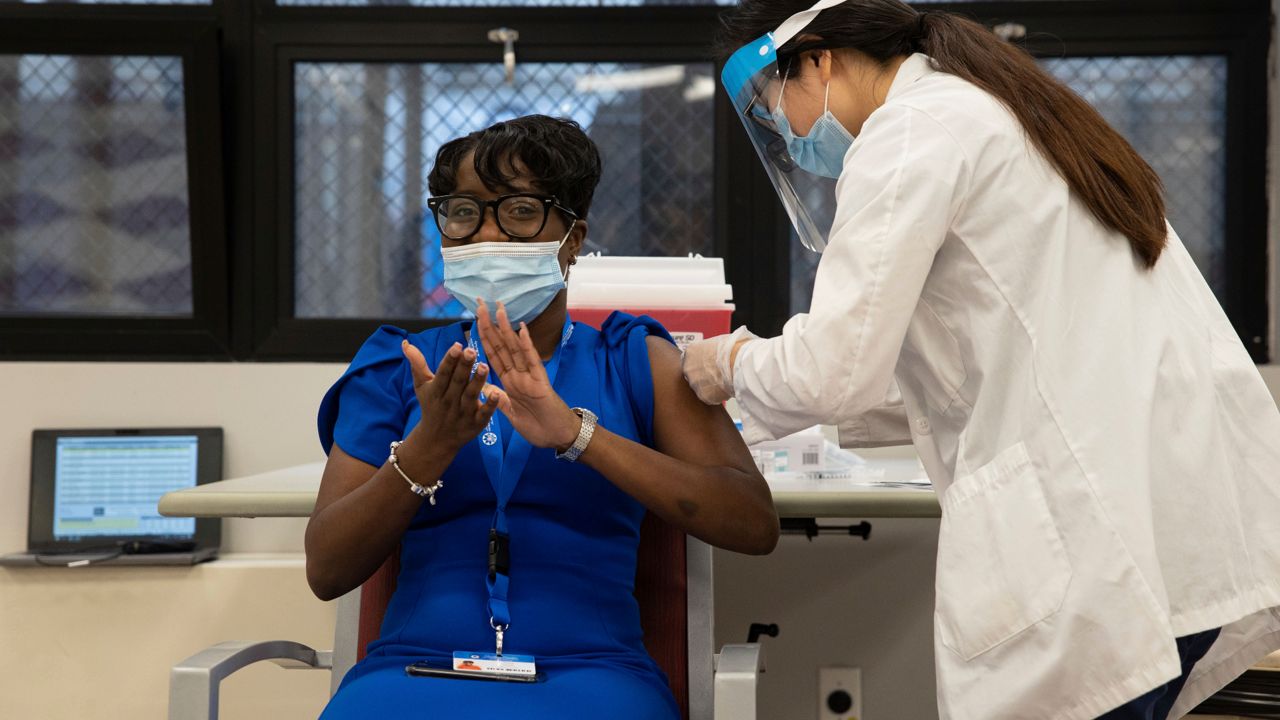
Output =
[{"x1": 159, "y1": 459, "x2": 941, "y2": 520}]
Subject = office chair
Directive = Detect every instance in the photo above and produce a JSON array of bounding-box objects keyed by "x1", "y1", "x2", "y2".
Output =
[{"x1": 168, "y1": 514, "x2": 763, "y2": 719}]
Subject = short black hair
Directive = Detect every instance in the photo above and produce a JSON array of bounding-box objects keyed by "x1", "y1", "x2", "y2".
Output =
[{"x1": 427, "y1": 115, "x2": 603, "y2": 219}]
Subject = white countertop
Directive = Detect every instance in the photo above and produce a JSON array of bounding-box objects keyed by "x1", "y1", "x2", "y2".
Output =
[{"x1": 159, "y1": 458, "x2": 940, "y2": 520}]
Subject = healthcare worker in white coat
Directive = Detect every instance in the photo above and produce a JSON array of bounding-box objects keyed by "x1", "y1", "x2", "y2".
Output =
[{"x1": 684, "y1": 1, "x2": 1280, "y2": 718}]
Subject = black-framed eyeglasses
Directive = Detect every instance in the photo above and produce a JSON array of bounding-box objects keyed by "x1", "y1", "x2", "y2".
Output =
[{"x1": 426, "y1": 193, "x2": 579, "y2": 242}]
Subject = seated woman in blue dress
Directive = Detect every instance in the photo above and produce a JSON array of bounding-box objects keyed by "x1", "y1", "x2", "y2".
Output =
[{"x1": 307, "y1": 115, "x2": 780, "y2": 719}]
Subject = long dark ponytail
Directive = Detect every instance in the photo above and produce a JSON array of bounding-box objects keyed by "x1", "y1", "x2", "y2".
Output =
[{"x1": 719, "y1": 0, "x2": 1167, "y2": 268}]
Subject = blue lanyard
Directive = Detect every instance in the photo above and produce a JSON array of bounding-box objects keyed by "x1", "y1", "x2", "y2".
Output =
[{"x1": 467, "y1": 317, "x2": 574, "y2": 653}]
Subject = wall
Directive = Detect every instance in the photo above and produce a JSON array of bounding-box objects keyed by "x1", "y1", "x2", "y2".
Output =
[
  {"x1": 0, "y1": 362, "x2": 343, "y2": 720},
  {"x1": 0, "y1": 362, "x2": 341, "y2": 557},
  {"x1": 0, "y1": 556, "x2": 335, "y2": 720}
]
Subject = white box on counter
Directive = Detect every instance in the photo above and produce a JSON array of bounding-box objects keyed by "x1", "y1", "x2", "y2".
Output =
[{"x1": 748, "y1": 426, "x2": 826, "y2": 474}]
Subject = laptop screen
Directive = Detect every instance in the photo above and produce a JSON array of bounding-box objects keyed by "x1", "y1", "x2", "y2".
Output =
[
  {"x1": 52, "y1": 435, "x2": 200, "y2": 541},
  {"x1": 28, "y1": 427, "x2": 223, "y2": 553}
]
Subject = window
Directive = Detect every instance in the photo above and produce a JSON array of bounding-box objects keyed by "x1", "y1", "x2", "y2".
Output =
[
  {"x1": 0, "y1": 8, "x2": 226, "y2": 358},
  {"x1": 792, "y1": 55, "x2": 1233, "y2": 311},
  {"x1": 1045, "y1": 56, "x2": 1229, "y2": 291},
  {"x1": 250, "y1": 3, "x2": 733, "y2": 358},
  {"x1": 784, "y1": 2, "x2": 1269, "y2": 361},
  {"x1": 1, "y1": 55, "x2": 193, "y2": 317},
  {"x1": 0, "y1": 0, "x2": 1268, "y2": 361},
  {"x1": 292, "y1": 61, "x2": 715, "y2": 321}
]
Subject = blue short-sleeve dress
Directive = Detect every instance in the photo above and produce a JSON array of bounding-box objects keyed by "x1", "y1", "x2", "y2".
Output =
[{"x1": 314, "y1": 312, "x2": 681, "y2": 719}]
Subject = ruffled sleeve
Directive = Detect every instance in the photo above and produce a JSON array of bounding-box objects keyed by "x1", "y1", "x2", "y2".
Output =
[
  {"x1": 317, "y1": 325, "x2": 413, "y2": 467},
  {"x1": 598, "y1": 311, "x2": 675, "y2": 448}
]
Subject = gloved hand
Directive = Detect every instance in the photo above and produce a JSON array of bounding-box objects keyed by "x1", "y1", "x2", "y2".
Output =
[{"x1": 681, "y1": 326, "x2": 760, "y2": 405}]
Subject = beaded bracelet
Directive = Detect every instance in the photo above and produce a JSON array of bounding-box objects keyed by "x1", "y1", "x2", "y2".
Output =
[{"x1": 388, "y1": 440, "x2": 444, "y2": 505}]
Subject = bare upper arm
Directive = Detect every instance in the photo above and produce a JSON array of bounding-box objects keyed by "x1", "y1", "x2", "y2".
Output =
[{"x1": 645, "y1": 335, "x2": 757, "y2": 473}]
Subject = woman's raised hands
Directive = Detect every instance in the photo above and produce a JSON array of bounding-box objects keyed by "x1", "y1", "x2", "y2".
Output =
[
  {"x1": 475, "y1": 299, "x2": 582, "y2": 451},
  {"x1": 401, "y1": 339, "x2": 506, "y2": 453}
]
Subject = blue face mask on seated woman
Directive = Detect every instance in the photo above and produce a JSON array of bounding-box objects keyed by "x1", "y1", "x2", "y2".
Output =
[{"x1": 442, "y1": 220, "x2": 577, "y2": 326}]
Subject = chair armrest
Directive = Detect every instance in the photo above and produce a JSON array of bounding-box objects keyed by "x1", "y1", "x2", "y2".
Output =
[
  {"x1": 168, "y1": 640, "x2": 333, "y2": 720},
  {"x1": 713, "y1": 643, "x2": 764, "y2": 720}
]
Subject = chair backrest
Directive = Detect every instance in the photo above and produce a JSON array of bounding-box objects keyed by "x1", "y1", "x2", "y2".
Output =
[
  {"x1": 344, "y1": 513, "x2": 708, "y2": 720},
  {"x1": 634, "y1": 513, "x2": 689, "y2": 717}
]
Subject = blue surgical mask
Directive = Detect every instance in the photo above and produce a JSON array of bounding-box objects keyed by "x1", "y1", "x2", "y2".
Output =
[
  {"x1": 773, "y1": 79, "x2": 854, "y2": 179},
  {"x1": 441, "y1": 221, "x2": 576, "y2": 326}
]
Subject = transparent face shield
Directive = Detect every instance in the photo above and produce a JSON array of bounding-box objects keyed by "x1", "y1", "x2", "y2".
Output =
[{"x1": 720, "y1": 0, "x2": 849, "y2": 253}]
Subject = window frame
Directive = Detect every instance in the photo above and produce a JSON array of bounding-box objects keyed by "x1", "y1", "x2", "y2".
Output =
[
  {"x1": 0, "y1": 0, "x2": 1269, "y2": 362},
  {"x1": 776, "y1": 0, "x2": 1271, "y2": 361},
  {"x1": 0, "y1": 6, "x2": 230, "y2": 360},
  {"x1": 247, "y1": 5, "x2": 741, "y2": 360},
  {"x1": 958, "y1": 0, "x2": 1271, "y2": 361}
]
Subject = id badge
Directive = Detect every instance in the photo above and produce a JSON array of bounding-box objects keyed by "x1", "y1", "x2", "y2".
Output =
[{"x1": 453, "y1": 650, "x2": 537, "y2": 677}]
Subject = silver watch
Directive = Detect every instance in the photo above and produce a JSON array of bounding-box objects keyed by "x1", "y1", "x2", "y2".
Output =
[{"x1": 555, "y1": 407, "x2": 598, "y2": 463}]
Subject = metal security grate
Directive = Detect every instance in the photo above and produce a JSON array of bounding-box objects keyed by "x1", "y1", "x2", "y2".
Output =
[
  {"x1": 1045, "y1": 55, "x2": 1228, "y2": 292},
  {"x1": 790, "y1": 55, "x2": 1229, "y2": 314},
  {"x1": 0, "y1": 55, "x2": 192, "y2": 316},
  {"x1": 294, "y1": 61, "x2": 715, "y2": 319}
]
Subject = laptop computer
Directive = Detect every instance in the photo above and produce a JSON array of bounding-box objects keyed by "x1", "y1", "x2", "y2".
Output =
[{"x1": 0, "y1": 427, "x2": 223, "y2": 567}]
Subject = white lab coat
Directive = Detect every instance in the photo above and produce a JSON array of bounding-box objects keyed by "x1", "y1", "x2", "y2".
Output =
[{"x1": 735, "y1": 53, "x2": 1280, "y2": 719}]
